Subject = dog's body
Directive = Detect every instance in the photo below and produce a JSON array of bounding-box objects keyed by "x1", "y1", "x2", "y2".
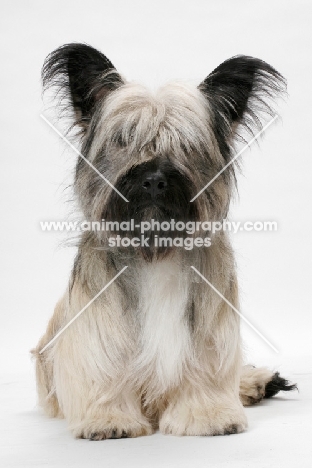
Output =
[{"x1": 33, "y1": 44, "x2": 295, "y2": 439}]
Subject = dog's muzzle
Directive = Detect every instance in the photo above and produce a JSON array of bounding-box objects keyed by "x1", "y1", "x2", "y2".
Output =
[{"x1": 104, "y1": 158, "x2": 199, "y2": 226}]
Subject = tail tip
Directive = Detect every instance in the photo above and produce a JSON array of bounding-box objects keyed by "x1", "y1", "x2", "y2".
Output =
[{"x1": 264, "y1": 372, "x2": 298, "y2": 399}]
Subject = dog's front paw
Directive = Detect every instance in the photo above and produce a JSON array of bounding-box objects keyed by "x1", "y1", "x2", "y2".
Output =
[
  {"x1": 159, "y1": 400, "x2": 247, "y2": 436},
  {"x1": 71, "y1": 414, "x2": 153, "y2": 440}
]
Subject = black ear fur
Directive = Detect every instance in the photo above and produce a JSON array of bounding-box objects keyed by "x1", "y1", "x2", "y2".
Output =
[
  {"x1": 199, "y1": 55, "x2": 286, "y2": 151},
  {"x1": 42, "y1": 43, "x2": 123, "y2": 127}
]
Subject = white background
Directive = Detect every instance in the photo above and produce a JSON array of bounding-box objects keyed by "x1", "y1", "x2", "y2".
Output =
[{"x1": 1, "y1": 1, "x2": 311, "y2": 467}]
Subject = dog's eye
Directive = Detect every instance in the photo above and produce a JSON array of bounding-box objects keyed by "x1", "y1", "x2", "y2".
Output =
[
  {"x1": 113, "y1": 131, "x2": 136, "y2": 148},
  {"x1": 114, "y1": 132, "x2": 127, "y2": 148}
]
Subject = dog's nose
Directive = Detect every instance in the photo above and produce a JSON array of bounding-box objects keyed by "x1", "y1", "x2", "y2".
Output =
[{"x1": 142, "y1": 170, "x2": 168, "y2": 198}]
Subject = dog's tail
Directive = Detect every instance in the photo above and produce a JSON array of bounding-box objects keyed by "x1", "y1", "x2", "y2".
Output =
[
  {"x1": 264, "y1": 371, "x2": 298, "y2": 399},
  {"x1": 239, "y1": 365, "x2": 297, "y2": 406}
]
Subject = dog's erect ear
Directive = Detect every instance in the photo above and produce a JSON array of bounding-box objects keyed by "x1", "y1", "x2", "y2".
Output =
[
  {"x1": 198, "y1": 55, "x2": 286, "y2": 143},
  {"x1": 42, "y1": 43, "x2": 123, "y2": 127}
]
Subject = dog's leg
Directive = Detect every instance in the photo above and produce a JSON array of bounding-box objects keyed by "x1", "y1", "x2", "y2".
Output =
[
  {"x1": 31, "y1": 298, "x2": 64, "y2": 418},
  {"x1": 159, "y1": 270, "x2": 248, "y2": 436},
  {"x1": 34, "y1": 278, "x2": 152, "y2": 439}
]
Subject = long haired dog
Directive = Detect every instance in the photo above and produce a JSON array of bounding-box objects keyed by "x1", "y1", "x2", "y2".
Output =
[{"x1": 33, "y1": 44, "x2": 296, "y2": 439}]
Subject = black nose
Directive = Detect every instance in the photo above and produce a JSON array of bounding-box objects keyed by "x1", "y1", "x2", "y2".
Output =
[{"x1": 142, "y1": 170, "x2": 168, "y2": 198}]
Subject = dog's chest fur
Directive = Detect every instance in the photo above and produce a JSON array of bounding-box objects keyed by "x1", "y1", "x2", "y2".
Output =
[{"x1": 135, "y1": 257, "x2": 192, "y2": 391}]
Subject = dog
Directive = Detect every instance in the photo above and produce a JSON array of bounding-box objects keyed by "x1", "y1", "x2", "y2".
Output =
[{"x1": 32, "y1": 43, "x2": 296, "y2": 439}]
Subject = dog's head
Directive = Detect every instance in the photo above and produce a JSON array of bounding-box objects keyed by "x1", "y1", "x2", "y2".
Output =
[{"x1": 42, "y1": 43, "x2": 285, "y2": 258}]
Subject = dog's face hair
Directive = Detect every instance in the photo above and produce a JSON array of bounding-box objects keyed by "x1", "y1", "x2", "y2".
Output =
[{"x1": 43, "y1": 43, "x2": 285, "y2": 259}]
